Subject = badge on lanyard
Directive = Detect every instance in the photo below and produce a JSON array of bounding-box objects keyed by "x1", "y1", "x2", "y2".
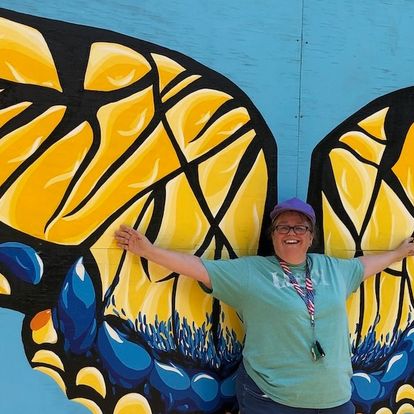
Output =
[{"x1": 311, "y1": 340, "x2": 325, "y2": 361}]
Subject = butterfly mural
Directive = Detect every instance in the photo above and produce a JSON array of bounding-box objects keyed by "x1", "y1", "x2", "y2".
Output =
[
  {"x1": 0, "y1": 6, "x2": 413, "y2": 414},
  {"x1": 308, "y1": 92, "x2": 414, "y2": 413}
]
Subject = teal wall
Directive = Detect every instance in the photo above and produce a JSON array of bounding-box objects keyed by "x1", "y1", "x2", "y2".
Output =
[{"x1": 1, "y1": 1, "x2": 414, "y2": 412}]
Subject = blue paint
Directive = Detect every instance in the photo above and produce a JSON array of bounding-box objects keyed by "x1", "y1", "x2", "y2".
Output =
[
  {"x1": 0, "y1": 242, "x2": 43, "y2": 285},
  {"x1": 191, "y1": 373, "x2": 219, "y2": 402},
  {"x1": 220, "y1": 372, "x2": 237, "y2": 397},
  {"x1": 2, "y1": 0, "x2": 414, "y2": 412},
  {"x1": 381, "y1": 351, "x2": 408, "y2": 383},
  {"x1": 151, "y1": 361, "x2": 191, "y2": 391},
  {"x1": 0, "y1": 309, "x2": 89, "y2": 413},
  {"x1": 96, "y1": 321, "x2": 153, "y2": 388},
  {"x1": 55, "y1": 258, "x2": 97, "y2": 354}
]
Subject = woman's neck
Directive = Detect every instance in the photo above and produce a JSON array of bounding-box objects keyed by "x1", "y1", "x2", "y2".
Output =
[{"x1": 276, "y1": 253, "x2": 307, "y2": 265}]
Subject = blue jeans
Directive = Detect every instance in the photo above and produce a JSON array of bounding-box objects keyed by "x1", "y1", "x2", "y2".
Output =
[{"x1": 236, "y1": 362, "x2": 355, "y2": 414}]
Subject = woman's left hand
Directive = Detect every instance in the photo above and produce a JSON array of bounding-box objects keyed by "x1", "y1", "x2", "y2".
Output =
[
  {"x1": 394, "y1": 236, "x2": 414, "y2": 259},
  {"x1": 360, "y1": 236, "x2": 414, "y2": 280}
]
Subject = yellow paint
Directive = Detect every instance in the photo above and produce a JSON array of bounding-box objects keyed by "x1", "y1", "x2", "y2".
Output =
[
  {"x1": 0, "y1": 17, "x2": 62, "y2": 91},
  {"x1": 175, "y1": 275, "x2": 215, "y2": 334},
  {"x1": 0, "y1": 101, "x2": 32, "y2": 128},
  {"x1": 218, "y1": 150, "x2": 267, "y2": 256},
  {"x1": 375, "y1": 408, "x2": 392, "y2": 414},
  {"x1": 113, "y1": 393, "x2": 152, "y2": 414},
  {"x1": 76, "y1": 367, "x2": 106, "y2": 398},
  {"x1": 31, "y1": 350, "x2": 64, "y2": 370},
  {"x1": 71, "y1": 398, "x2": 103, "y2": 414},
  {"x1": 399, "y1": 274, "x2": 413, "y2": 334},
  {"x1": 33, "y1": 366, "x2": 67, "y2": 393},
  {"x1": 329, "y1": 148, "x2": 377, "y2": 233},
  {"x1": 362, "y1": 182, "x2": 414, "y2": 253},
  {"x1": 0, "y1": 273, "x2": 11, "y2": 295},
  {"x1": 359, "y1": 275, "x2": 379, "y2": 342},
  {"x1": 339, "y1": 131, "x2": 385, "y2": 164},
  {"x1": 84, "y1": 42, "x2": 151, "y2": 91},
  {"x1": 128, "y1": 275, "x2": 175, "y2": 324},
  {"x1": 347, "y1": 290, "x2": 360, "y2": 346},
  {"x1": 45, "y1": 122, "x2": 180, "y2": 244},
  {"x1": 407, "y1": 256, "x2": 414, "y2": 283},
  {"x1": 166, "y1": 88, "x2": 232, "y2": 149},
  {"x1": 90, "y1": 193, "x2": 152, "y2": 299},
  {"x1": 392, "y1": 122, "x2": 414, "y2": 201},
  {"x1": 321, "y1": 192, "x2": 355, "y2": 258},
  {"x1": 30, "y1": 309, "x2": 58, "y2": 344},
  {"x1": 396, "y1": 384, "x2": 414, "y2": 402},
  {"x1": 354, "y1": 269, "x2": 412, "y2": 347},
  {"x1": 357, "y1": 107, "x2": 388, "y2": 140},
  {"x1": 0, "y1": 121, "x2": 92, "y2": 240},
  {"x1": 186, "y1": 107, "x2": 251, "y2": 161},
  {"x1": 374, "y1": 271, "x2": 408, "y2": 343},
  {"x1": 154, "y1": 173, "x2": 211, "y2": 251},
  {"x1": 219, "y1": 301, "x2": 245, "y2": 345},
  {"x1": 105, "y1": 246, "x2": 175, "y2": 323},
  {"x1": 198, "y1": 130, "x2": 254, "y2": 215},
  {"x1": 162, "y1": 75, "x2": 202, "y2": 103},
  {"x1": 396, "y1": 403, "x2": 414, "y2": 414},
  {"x1": 151, "y1": 53, "x2": 186, "y2": 93},
  {"x1": 57, "y1": 87, "x2": 155, "y2": 219},
  {"x1": 0, "y1": 106, "x2": 66, "y2": 187}
]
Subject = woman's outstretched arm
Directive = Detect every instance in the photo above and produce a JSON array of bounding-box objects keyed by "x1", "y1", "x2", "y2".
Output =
[
  {"x1": 115, "y1": 224, "x2": 211, "y2": 288},
  {"x1": 359, "y1": 236, "x2": 414, "y2": 280}
]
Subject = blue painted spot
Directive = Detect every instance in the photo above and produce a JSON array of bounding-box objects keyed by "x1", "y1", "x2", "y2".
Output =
[
  {"x1": 56, "y1": 257, "x2": 97, "y2": 354},
  {"x1": 191, "y1": 373, "x2": 219, "y2": 402},
  {"x1": 220, "y1": 372, "x2": 236, "y2": 397},
  {"x1": 0, "y1": 242, "x2": 43, "y2": 285},
  {"x1": 152, "y1": 360, "x2": 190, "y2": 391},
  {"x1": 381, "y1": 351, "x2": 408, "y2": 383},
  {"x1": 351, "y1": 372, "x2": 381, "y2": 400},
  {"x1": 96, "y1": 321, "x2": 152, "y2": 388}
]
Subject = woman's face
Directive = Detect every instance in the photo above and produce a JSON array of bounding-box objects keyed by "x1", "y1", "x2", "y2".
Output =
[{"x1": 271, "y1": 211, "x2": 313, "y2": 264}]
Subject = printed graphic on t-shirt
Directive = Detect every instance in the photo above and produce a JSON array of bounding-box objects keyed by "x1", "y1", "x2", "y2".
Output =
[{"x1": 271, "y1": 269, "x2": 329, "y2": 289}]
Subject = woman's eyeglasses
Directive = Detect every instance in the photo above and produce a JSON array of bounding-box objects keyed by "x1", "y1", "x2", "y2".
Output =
[{"x1": 273, "y1": 225, "x2": 310, "y2": 235}]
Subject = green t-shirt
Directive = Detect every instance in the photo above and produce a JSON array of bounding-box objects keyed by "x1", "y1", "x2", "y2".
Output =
[{"x1": 201, "y1": 253, "x2": 364, "y2": 409}]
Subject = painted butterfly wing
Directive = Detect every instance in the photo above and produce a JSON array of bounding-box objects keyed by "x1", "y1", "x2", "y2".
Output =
[
  {"x1": 307, "y1": 88, "x2": 414, "y2": 413},
  {"x1": 0, "y1": 8, "x2": 276, "y2": 413}
]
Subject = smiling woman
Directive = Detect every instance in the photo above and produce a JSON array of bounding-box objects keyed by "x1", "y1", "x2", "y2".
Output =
[
  {"x1": 269, "y1": 198, "x2": 315, "y2": 265},
  {"x1": 116, "y1": 197, "x2": 414, "y2": 414}
]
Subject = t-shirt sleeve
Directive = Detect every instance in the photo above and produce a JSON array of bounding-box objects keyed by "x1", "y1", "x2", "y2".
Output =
[
  {"x1": 200, "y1": 257, "x2": 250, "y2": 309},
  {"x1": 335, "y1": 256, "x2": 364, "y2": 296}
]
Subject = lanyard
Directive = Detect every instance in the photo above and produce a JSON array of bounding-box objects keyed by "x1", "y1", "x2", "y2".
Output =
[
  {"x1": 277, "y1": 256, "x2": 315, "y2": 326},
  {"x1": 277, "y1": 256, "x2": 325, "y2": 361}
]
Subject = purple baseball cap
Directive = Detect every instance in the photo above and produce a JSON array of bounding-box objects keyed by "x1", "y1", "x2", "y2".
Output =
[{"x1": 270, "y1": 197, "x2": 316, "y2": 226}]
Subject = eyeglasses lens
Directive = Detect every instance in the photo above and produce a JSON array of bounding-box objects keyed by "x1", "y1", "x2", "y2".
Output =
[{"x1": 275, "y1": 225, "x2": 308, "y2": 235}]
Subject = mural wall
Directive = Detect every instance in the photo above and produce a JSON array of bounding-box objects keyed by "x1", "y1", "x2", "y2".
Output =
[
  {"x1": 1, "y1": 1, "x2": 414, "y2": 414},
  {"x1": 0, "y1": 7, "x2": 276, "y2": 414},
  {"x1": 308, "y1": 91, "x2": 414, "y2": 413}
]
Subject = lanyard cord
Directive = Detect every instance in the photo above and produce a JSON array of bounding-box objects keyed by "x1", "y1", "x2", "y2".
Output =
[
  {"x1": 277, "y1": 256, "x2": 325, "y2": 361},
  {"x1": 277, "y1": 256, "x2": 315, "y2": 326}
]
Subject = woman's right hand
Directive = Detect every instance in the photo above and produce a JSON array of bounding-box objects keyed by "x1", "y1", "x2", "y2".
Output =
[
  {"x1": 114, "y1": 224, "x2": 211, "y2": 287},
  {"x1": 114, "y1": 224, "x2": 152, "y2": 257}
]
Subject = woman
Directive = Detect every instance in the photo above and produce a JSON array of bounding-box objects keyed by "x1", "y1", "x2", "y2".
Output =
[{"x1": 115, "y1": 197, "x2": 414, "y2": 414}]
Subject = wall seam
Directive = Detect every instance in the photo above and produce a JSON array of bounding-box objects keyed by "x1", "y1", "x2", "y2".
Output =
[{"x1": 296, "y1": 0, "x2": 305, "y2": 195}]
